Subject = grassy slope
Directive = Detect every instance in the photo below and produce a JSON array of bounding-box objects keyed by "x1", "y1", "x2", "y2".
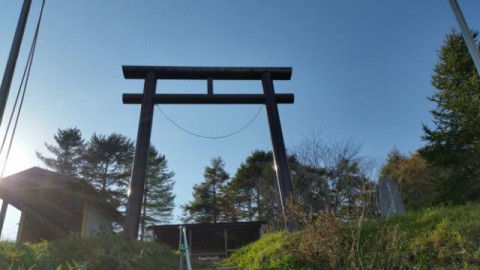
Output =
[
  {"x1": 225, "y1": 203, "x2": 480, "y2": 269},
  {"x1": 0, "y1": 234, "x2": 179, "y2": 270}
]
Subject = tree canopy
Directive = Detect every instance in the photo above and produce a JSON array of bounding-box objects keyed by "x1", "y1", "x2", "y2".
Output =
[
  {"x1": 421, "y1": 31, "x2": 480, "y2": 204},
  {"x1": 37, "y1": 128, "x2": 176, "y2": 230},
  {"x1": 36, "y1": 127, "x2": 85, "y2": 177},
  {"x1": 182, "y1": 156, "x2": 230, "y2": 223}
]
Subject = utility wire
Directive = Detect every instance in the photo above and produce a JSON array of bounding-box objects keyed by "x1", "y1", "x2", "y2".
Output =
[
  {"x1": 1, "y1": 0, "x2": 46, "y2": 177},
  {"x1": 155, "y1": 104, "x2": 263, "y2": 140}
]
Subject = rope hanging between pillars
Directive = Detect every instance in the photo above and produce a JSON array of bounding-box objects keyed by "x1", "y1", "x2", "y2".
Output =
[{"x1": 155, "y1": 105, "x2": 263, "y2": 140}]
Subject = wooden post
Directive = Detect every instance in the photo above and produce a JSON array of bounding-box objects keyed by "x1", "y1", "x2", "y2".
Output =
[
  {"x1": 124, "y1": 71, "x2": 157, "y2": 239},
  {"x1": 189, "y1": 229, "x2": 192, "y2": 254},
  {"x1": 0, "y1": 200, "x2": 8, "y2": 237},
  {"x1": 224, "y1": 227, "x2": 228, "y2": 257},
  {"x1": 262, "y1": 72, "x2": 295, "y2": 231}
]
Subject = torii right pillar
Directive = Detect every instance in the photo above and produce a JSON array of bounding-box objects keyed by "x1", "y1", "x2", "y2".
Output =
[{"x1": 262, "y1": 72, "x2": 295, "y2": 231}]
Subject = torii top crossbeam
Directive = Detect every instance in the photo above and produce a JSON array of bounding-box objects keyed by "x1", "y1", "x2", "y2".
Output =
[
  {"x1": 122, "y1": 66, "x2": 292, "y2": 80},
  {"x1": 122, "y1": 65, "x2": 295, "y2": 239}
]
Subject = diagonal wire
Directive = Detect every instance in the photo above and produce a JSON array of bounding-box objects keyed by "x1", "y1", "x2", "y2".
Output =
[
  {"x1": 155, "y1": 104, "x2": 263, "y2": 140},
  {"x1": 1, "y1": 0, "x2": 46, "y2": 177}
]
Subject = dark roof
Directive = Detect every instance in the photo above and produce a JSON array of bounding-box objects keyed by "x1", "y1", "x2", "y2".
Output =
[
  {"x1": 0, "y1": 167, "x2": 122, "y2": 221},
  {"x1": 148, "y1": 221, "x2": 265, "y2": 256},
  {"x1": 148, "y1": 221, "x2": 265, "y2": 231}
]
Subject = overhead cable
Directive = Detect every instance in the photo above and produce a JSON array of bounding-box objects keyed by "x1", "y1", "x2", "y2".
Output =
[{"x1": 1, "y1": 0, "x2": 46, "y2": 177}]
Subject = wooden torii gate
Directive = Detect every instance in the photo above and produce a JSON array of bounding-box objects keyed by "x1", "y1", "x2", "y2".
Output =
[{"x1": 122, "y1": 66, "x2": 295, "y2": 239}]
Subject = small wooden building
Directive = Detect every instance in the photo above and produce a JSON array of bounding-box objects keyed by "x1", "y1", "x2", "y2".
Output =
[
  {"x1": 0, "y1": 167, "x2": 121, "y2": 242},
  {"x1": 148, "y1": 221, "x2": 264, "y2": 257}
]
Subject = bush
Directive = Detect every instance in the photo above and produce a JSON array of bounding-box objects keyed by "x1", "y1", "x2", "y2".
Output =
[
  {"x1": 226, "y1": 203, "x2": 480, "y2": 269},
  {"x1": 0, "y1": 234, "x2": 178, "y2": 270}
]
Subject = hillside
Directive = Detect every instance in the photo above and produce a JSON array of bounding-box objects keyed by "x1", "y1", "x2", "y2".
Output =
[
  {"x1": 225, "y1": 203, "x2": 480, "y2": 269},
  {"x1": 0, "y1": 234, "x2": 178, "y2": 270}
]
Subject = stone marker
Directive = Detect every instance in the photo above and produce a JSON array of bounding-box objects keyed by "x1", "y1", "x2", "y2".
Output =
[{"x1": 377, "y1": 176, "x2": 405, "y2": 217}]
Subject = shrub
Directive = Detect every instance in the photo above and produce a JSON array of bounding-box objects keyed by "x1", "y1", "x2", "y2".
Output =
[
  {"x1": 226, "y1": 203, "x2": 480, "y2": 269},
  {"x1": 0, "y1": 234, "x2": 178, "y2": 270}
]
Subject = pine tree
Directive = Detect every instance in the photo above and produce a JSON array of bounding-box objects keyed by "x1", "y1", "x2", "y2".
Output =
[
  {"x1": 227, "y1": 150, "x2": 274, "y2": 221},
  {"x1": 182, "y1": 156, "x2": 230, "y2": 223},
  {"x1": 80, "y1": 133, "x2": 134, "y2": 211},
  {"x1": 420, "y1": 31, "x2": 480, "y2": 203},
  {"x1": 36, "y1": 127, "x2": 85, "y2": 177},
  {"x1": 140, "y1": 146, "x2": 175, "y2": 239}
]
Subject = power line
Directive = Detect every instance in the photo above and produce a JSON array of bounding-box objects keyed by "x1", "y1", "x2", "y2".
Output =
[
  {"x1": 1, "y1": 0, "x2": 46, "y2": 177},
  {"x1": 155, "y1": 105, "x2": 263, "y2": 140}
]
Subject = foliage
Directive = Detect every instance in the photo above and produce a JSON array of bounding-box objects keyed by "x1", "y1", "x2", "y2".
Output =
[
  {"x1": 80, "y1": 133, "x2": 134, "y2": 211},
  {"x1": 182, "y1": 156, "x2": 230, "y2": 223},
  {"x1": 37, "y1": 128, "x2": 176, "y2": 230},
  {"x1": 0, "y1": 234, "x2": 178, "y2": 270},
  {"x1": 381, "y1": 149, "x2": 437, "y2": 210},
  {"x1": 293, "y1": 132, "x2": 378, "y2": 219},
  {"x1": 36, "y1": 128, "x2": 85, "y2": 177},
  {"x1": 225, "y1": 150, "x2": 299, "y2": 230},
  {"x1": 226, "y1": 203, "x2": 480, "y2": 269},
  {"x1": 226, "y1": 150, "x2": 274, "y2": 222},
  {"x1": 140, "y1": 146, "x2": 176, "y2": 239},
  {"x1": 222, "y1": 133, "x2": 377, "y2": 229},
  {"x1": 421, "y1": 31, "x2": 480, "y2": 204}
]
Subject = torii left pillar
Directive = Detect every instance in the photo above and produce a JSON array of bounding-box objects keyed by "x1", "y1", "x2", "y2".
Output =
[{"x1": 124, "y1": 71, "x2": 156, "y2": 239}]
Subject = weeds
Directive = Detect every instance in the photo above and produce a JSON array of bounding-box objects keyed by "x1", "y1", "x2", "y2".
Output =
[
  {"x1": 0, "y1": 234, "x2": 178, "y2": 270},
  {"x1": 227, "y1": 202, "x2": 480, "y2": 269}
]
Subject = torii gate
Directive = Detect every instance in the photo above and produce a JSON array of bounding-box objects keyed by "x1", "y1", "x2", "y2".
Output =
[{"x1": 122, "y1": 66, "x2": 295, "y2": 239}]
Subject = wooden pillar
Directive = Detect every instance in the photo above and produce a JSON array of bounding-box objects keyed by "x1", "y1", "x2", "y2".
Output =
[
  {"x1": 261, "y1": 72, "x2": 295, "y2": 231},
  {"x1": 224, "y1": 227, "x2": 228, "y2": 257},
  {"x1": 0, "y1": 200, "x2": 7, "y2": 237},
  {"x1": 189, "y1": 229, "x2": 192, "y2": 253},
  {"x1": 16, "y1": 208, "x2": 26, "y2": 242},
  {"x1": 124, "y1": 71, "x2": 157, "y2": 239}
]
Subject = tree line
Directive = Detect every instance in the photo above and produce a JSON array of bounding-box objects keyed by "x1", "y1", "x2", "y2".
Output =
[
  {"x1": 183, "y1": 31, "x2": 480, "y2": 226},
  {"x1": 36, "y1": 128, "x2": 175, "y2": 238},
  {"x1": 182, "y1": 134, "x2": 377, "y2": 229},
  {"x1": 40, "y1": 30, "x2": 476, "y2": 233}
]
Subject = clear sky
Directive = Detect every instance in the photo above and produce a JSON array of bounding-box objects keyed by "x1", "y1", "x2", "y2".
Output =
[{"x1": 1, "y1": 0, "x2": 479, "y2": 240}]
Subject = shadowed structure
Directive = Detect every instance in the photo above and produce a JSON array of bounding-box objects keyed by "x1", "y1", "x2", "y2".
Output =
[
  {"x1": 0, "y1": 167, "x2": 121, "y2": 242},
  {"x1": 148, "y1": 221, "x2": 264, "y2": 258}
]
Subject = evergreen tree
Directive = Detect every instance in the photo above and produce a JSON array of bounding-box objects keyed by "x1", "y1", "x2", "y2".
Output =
[
  {"x1": 183, "y1": 156, "x2": 230, "y2": 223},
  {"x1": 80, "y1": 133, "x2": 134, "y2": 211},
  {"x1": 36, "y1": 127, "x2": 85, "y2": 177},
  {"x1": 227, "y1": 150, "x2": 274, "y2": 221},
  {"x1": 420, "y1": 31, "x2": 480, "y2": 203},
  {"x1": 140, "y1": 146, "x2": 175, "y2": 239}
]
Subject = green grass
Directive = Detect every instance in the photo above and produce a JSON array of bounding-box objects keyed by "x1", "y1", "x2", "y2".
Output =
[
  {"x1": 0, "y1": 234, "x2": 178, "y2": 270},
  {"x1": 225, "y1": 203, "x2": 480, "y2": 269},
  {"x1": 224, "y1": 231, "x2": 310, "y2": 270}
]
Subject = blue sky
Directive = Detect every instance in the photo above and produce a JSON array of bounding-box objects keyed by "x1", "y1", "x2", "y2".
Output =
[{"x1": 1, "y1": 1, "x2": 479, "y2": 240}]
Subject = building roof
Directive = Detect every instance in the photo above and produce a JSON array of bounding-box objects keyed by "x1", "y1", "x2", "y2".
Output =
[
  {"x1": 148, "y1": 221, "x2": 265, "y2": 231},
  {"x1": 148, "y1": 221, "x2": 265, "y2": 256},
  {"x1": 0, "y1": 167, "x2": 122, "y2": 221}
]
